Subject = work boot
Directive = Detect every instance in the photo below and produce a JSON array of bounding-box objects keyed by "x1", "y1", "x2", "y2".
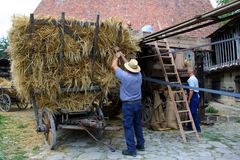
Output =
[
  {"x1": 122, "y1": 150, "x2": 136, "y2": 157},
  {"x1": 136, "y1": 145, "x2": 145, "y2": 151}
]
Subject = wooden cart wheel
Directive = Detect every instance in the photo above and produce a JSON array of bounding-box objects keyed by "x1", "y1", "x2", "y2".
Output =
[
  {"x1": 42, "y1": 108, "x2": 56, "y2": 150},
  {"x1": 0, "y1": 94, "x2": 11, "y2": 112},
  {"x1": 16, "y1": 101, "x2": 28, "y2": 110},
  {"x1": 142, "y1": 96, "x2": 153, "y2": 127},
  {"x1": 91, "y1": 107, "x2": 105, "y2": 140}
]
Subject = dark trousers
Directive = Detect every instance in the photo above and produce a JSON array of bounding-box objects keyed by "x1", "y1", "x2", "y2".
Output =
[
  {"x1": 187, "y1": 92, "x2": 201, "y2": 132},
  {"x1": 122, "y1": 101, "x2": 145, "y2": 153}
]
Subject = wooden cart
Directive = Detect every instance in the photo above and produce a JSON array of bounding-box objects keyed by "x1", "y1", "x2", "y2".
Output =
[
  {"x1": 0, "y1": 86, "x2": 29, "y2": 112},
  {"x1": 27, "y1": 13, "x2": 120, "y2": 150}
]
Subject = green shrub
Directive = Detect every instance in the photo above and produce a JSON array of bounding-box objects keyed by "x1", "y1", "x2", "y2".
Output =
[{"x1": 205, "y1": 106, "x2": 219, "y2": 114}]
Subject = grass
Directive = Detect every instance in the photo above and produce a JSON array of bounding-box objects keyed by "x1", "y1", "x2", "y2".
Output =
[
  {"x1": 0, "y1": 114, "x2": 7, "y2": 160},
  {"x1": 205, "y1": 106, "x2": 219, "y2": 114},
  {"x1": 235, "y1": 118, "x2": 240, "y2": 123},
  {"x1": 0, "y1": 114, "x2": 27, "y2": 160},
  {"x1": 17, "y1": 124, "x2": 28, "y2": 129}
]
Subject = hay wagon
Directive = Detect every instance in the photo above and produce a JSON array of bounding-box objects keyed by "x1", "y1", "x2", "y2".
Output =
[
  {"x1": 31, "y1": 85, "x2": 120, "y2": 150},
  {"x1": 9, "y1": 13, "x2": 129, "y2": 150},
  {"x1": 0, "y1": 86, "x2": 29, "y2": 112}
]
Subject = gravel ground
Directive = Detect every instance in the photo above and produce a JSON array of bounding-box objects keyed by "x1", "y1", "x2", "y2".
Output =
[{"x1": 27, "y1": 119, "x2": 240, "y2": 160}]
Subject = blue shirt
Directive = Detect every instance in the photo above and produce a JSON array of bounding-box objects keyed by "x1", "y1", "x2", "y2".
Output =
[
  {"x1": 115, "y1": 68, "x2": 142, "y2": 101},
  {"x1": 187, "y1": 75, "x2": 199, "y2": 93}
]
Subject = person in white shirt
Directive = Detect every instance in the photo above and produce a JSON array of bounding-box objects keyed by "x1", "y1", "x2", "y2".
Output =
[{"x1": 186, "y1": 69, "x2": 201, "y2": 132}]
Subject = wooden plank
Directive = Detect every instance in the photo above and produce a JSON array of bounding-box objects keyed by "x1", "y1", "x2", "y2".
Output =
[
  {"x1": 235, "y1": 25, "x2": 240, "y2": 60},
  {"x1": 28, "y1": 14, "x2": 34, "y2": 75},
  {"x1": 147, "y1": 35, "x2": 211, "y2": 51},
  {"x1": 64, "y1": 26, "x2": 81, "y2": 41},
  {"x1": 224, "y1": 33, "x2": 228, "y2": 63},
  {"x1": 58, "y1": 124, "x2": 84, "y2": 130},
  {"x1": 231, "y1": 30, "x2": 236, "y2": 61},
  {"x1": 34, "y1": 19, "x2": 95, "y2": 27},
  {"x1": 220, "y1": 37, "x2": 223, "y2": 64},
  {"x1": 59, "y1": 12, "x2": 65, "y2": 73},
  {"x1": 216, "y1": 43, "x2": 220, "y2": 64},
  {"x1": 208, "y1": 52, "x2": 211, "y2": 67},
  {"x1": 227, "y1": 33, "x2": 230, "y2": 63},
  {"x1": 228, "y1": 30, "x2": 233, "y2": 63}
]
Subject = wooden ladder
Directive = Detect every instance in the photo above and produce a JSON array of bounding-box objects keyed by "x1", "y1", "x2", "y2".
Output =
[{"x1": 154, "y1": 41, "x2": 200, "y2": 142}]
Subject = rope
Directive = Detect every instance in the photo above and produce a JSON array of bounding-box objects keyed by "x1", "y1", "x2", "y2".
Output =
[{"x1": 138, "y1": 36, "x2": 240, "y2": 59}]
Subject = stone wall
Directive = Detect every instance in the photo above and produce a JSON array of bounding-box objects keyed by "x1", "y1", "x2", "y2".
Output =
[{"x1": 205, "y1": 68, "x2": 240, "y2": 107}]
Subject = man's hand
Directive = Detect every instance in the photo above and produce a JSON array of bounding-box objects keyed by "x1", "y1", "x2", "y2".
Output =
[
  {"x1": 112, "y1": 48, "x2": 121, "y2": 71},
  {"x1": 115, "y1": 51, "x2": 121, "y2": 58},
  {"x1": 114, "y1": 46, "x2": 120, "y2": 52}
]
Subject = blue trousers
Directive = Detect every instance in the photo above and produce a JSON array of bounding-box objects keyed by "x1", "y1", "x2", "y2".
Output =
[
  {"x1": 187, "y1": 93, "x2": 201, "y2": 132},
  {"x1": 122, "y1": 101, "x2": 145, "y2": 153}
]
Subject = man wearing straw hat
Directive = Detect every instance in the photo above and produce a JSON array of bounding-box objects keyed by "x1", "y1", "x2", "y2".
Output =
[{"x1": 112, "y1": 48, "x2": 145, "y2": 157}]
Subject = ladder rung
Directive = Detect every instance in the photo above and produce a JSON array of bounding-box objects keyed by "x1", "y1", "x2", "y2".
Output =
[
  {"x1": 178, "y1": 110, "x2": 189, "y2": 113},
  {"x1": 166, "y1": 73, "x2": 177, "y2": 75},
  {"x1": 184, "y1": 131, "x2": 196, "y2": 134},
  {"x1": 180, "y1": 120, "x2": 192, "y2": 123},
  {"x1": 159, "y1": 48, "x2": 169, "y2": 52}
]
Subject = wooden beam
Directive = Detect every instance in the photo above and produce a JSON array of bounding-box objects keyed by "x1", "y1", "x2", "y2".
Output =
[
  {"x1": 144, "y1": 35, "x2": 211, "y2": 51},
  {"x1": 34, "y1": 19, "x2": 95, "y2": 27}
]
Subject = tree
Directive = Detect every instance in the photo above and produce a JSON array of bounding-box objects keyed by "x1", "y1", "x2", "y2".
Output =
[
  {"x1": 0, "y1": 37, "x2": 9, "y2": 59},
  {"x1": 216, "y1": 0, "x2": 238, "y2": 25},
  {"x1": 216, "y1": 0, "x2": 234, "y2": 6}
]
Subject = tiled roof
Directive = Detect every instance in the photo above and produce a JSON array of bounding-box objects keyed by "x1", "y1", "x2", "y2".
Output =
[{"x1": 34, "y1": 0, "x2": 218, "y2": 37}]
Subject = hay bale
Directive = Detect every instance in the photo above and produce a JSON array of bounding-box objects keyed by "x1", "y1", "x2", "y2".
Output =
[
  {"x1": 0, "y1": 78, "x2": 15, "y2": 95},
  {"x1": 8, "y1": 16, "x2": 140, "y2": 112}
]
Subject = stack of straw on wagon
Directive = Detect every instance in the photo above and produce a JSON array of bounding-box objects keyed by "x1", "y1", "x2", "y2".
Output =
[{"x1": 8, "y1": 16, "x2": 140, "y2": 112}]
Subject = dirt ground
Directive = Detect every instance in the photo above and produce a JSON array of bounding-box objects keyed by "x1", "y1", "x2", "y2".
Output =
[{"x1": 1, "y1": 106, "x2": 240, "y2": 160}]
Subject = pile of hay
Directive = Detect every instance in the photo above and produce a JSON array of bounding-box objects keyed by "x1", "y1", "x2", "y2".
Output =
[
  {"x1": 0, "y1": 78, "x2": 11, "y2": 87},
  {"x1": 9, "y1": 16, "x2": 140, "y2": 112},
  {"x1": 0, "y1": 78, "x2": 15, "y2": 95}
]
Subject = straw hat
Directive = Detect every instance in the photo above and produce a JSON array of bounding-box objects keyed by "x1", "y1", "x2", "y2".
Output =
[{"x1": 124, "y1": 59, "x2": 141, "y2": 73}]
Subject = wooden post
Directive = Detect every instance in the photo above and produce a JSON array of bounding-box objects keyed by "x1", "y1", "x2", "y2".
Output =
[
  {"x1": 235, "y1": 26, "x2": 240, "y2": 60},
  {"x1": 91, "y1": 14, "x2": 100, "y2": 80},
  {"x1": 57, "y1": 12, "x2": 65, "y2": 105},
  {"x1": 29, "y1": 14, "x2": 34, "y2": 75},
  {"x1": 59, "y1": 12, "x2": 65, "y2": 73},
  {"x1": 228, "y1": 33, "x2": 232, "y2": 63},
  {"x1": 231, "y1": 30, "x2": 236, "y2": 63},
  {"x1": 220, "y1": 38, "x2": 223, "y2": 65},
  {"x1": 196, "y1": 52, "x2": 205, "y2": 121},
  {"x1": 29, "y1": 14, "x2": 41, "y2": 129}
]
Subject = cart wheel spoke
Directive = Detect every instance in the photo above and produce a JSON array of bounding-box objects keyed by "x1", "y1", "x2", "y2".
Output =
[
  {"x1": 43, "y1": 115, "x2": 50, "y2": 126},
  {"x1": 48, "y1": 129, "x2": 53, "y2": 145},
  {"x1": 42, "y1": 107, "x2": 56, "y2": 150}
]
